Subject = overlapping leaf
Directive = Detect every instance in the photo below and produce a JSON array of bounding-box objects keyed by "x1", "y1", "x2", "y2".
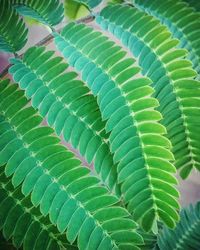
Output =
[
  {"x1": 0, "y1": 171, "x2": 76, "y2": 250},
  {"x1": 134, "y1": 0, "x2": 200, "y2": 79},
  {"x1": 9, "y1": 47, "x2": 120, "y2": 195},
  {"x1": 138, "y1": 229, "x2": 158, "y2": 250},
  {"x1": 158, "y1": 201, "x2": 200, "y2": 249},
  {"x1": 0, "y1": 79, "x2": 142, "y2": 249},
  {"x1": 54, "y1": 23, "x2": 180, "y2": 231},
  {"x1": 183, "y1": 0, "x2": 200, "y2": 11},
  {"x1": 0, "y1": 0, "x2": 28, "y2": 52},
  {"x1": 64, "y1": 0, "x2": 89, "y2": 20},
  {"x1": 96, "y1": 4, "x2": 200, "y2": 179},
  {"x1": 10, "y1": 0, "x2": 64, "y2": 26},
  {"x1": 73, "y1": 0, "x2": 102, "y2": 9},
  {"x1": 0, "y1": 0, "x2": 200, "y2": 249}
]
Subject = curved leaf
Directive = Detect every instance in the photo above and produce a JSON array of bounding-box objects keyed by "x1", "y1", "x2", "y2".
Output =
[
  {"x1": 0, "y1": 0, "x2": 27, "y2": 52},
  {"x1": 183, "y1": 0, "x2": 200, "y2": 11},
  {"x1": 134, "y1": 0, "x2": 200, "y2": 79},
  {"x1": 54, "y1": 23, "x2": 180, "y2": 231},
  {"x1": 158, "y1": 201, "x2": 200, "y2": 249},
  {"x1": 9, "y1": 47, "x2": 120, "y2": 195},
  {"x1": 96, "y1": 4, "x2": 200, "y2": 179},
  {"x1": 0, "y1": 170, "x2": 76, "y2": 250},
  {"x1": 11, "y1": 0, "x2": 64, "y2": 26},
  {"x1": 138, "y1": 229, "x2": 158, "y2": 250},
  {"x1": 64, "y1": 0, "x2": 89, "y2": 20},
  {"x1": 0, "y1": 79, "x2": 142, "y2": 249}
]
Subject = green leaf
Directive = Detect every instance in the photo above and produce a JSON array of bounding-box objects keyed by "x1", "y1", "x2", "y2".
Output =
[
  {"x1": 137, "y1": 227, "x2": 158, "y2": 250},
  {"x1": 134, "y1": 0, "x2": 200, "y2": 79},
  {"x1": 183, "y1": 0, "x2": 200, "y2": 11},
  {"x1": 108, "y1": 0, "x2": 124, "y2": 3},
  {"x1": 54, "y1": 22, "x2": 180, "y2": 231},
  {"x1": 0, "y1": 0, "x2": 28, "y2": 52},
  {"x1": 0, "y1": 79, "x2": 141, "y2": 249},
  {"x1": 0, "y1": 171, "x2": 75, "y2": 249},
  {"x1": 9, "y1": 46, "x2": 120, "y2": 196},
  {"x1": 10, "y1": 0, "x2": 64, "y2": 26},
  {"x1": 64, "y1": 0, "x2": 89, "y2": 20},
  {"x1": 97, "y1": 4, "x2": 200, "y2": 180},
  {"x1": 158, "y1": 201, "x2": 200, "y2": 249},
  {"x1": 72, "y1": 0, "x2": 103, "y2": 9}
]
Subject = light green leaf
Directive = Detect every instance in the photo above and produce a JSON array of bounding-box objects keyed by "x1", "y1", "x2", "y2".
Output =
[{"x1": 64, "y1": 0, "x2": 89, "y2": 20}]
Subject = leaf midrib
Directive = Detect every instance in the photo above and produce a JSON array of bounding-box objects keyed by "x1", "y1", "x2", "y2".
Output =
[
  {"x1": 18, "y1": 57, "x2": 117, "y2": 191},
  {"x1": 0, "y1": 110, "x2": 119, "y2": 249},
  {"x1": 0, "y1": 180, "x2": 68, "y2": 249},
  {"x1": 58, "y1": 29, "x2": 160, "y2": 218},
  {"x1": 98, "y1": 11, "x2": 197, "y2": 173}
]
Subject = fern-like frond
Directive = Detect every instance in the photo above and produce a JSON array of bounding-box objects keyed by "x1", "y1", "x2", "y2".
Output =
[
  {"x1": 9, "y1": 47, "x2": 120, "y2": 195},
  {"x1": 0, "y1": 171, "x2": 76, "y2": 250},
  {"x1": 158, "y1": 201, "x2": 200, "y2": 249},
  {"x1": 96, "y1": 4, "x2": 200, "y2": 179},
  {"x1": 10, "y1": 0, "x2": 64, "y2": 26},
  {"x1": 54, "y1": 23, "x2": 180, "y2": 231},
  {"x1": 134, "y1": 0, "x2": 200, "y2": 79},
  {"x1": 0, "y1": 0, "x2": 27, "y2": 52},
  {"x1": 0, "y1": 79, "x2": 143, "y2": 249}
]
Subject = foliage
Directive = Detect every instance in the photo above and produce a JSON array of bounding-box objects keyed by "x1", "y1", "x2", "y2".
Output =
[
  {"x1": 64, "y1": 0, "x2": 89, "y2": 20},
  {"x1": 54, "y1": 23, "x2": 179, "y2": 231},
  {"x1": 0, "y1": 78, "x2": 142, "y2": 249},
  {"x1": 96, "y1": 3, "x2": 200, "y2": 179},
  {"x1": 0, "y1": 0, "x2": 200, "y2": 249},
  {"x1": 0, "y1": 170, "x2": 76, "y2": 250},
  {"x1": 10, "y1": 0, "x2": 64, "y2": 26},
  {"x1": 134, "y1": 0, "x2": 200, "y2": 79},
  {"x1": 183, "y1": 0, "x2": 200, "y2": 11},
  {"x1": 158, "y1": 201, "x2": 200, "y2": 249},
  {"x1": 72, "y1": 0, "x2": 103, "y2": 9},
  {"x1": 0, "y1": 0, "x2": 27, "y2": 52},
  {"x1": 9, "y1": 47, "x2": 120, "y2": 195}
]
